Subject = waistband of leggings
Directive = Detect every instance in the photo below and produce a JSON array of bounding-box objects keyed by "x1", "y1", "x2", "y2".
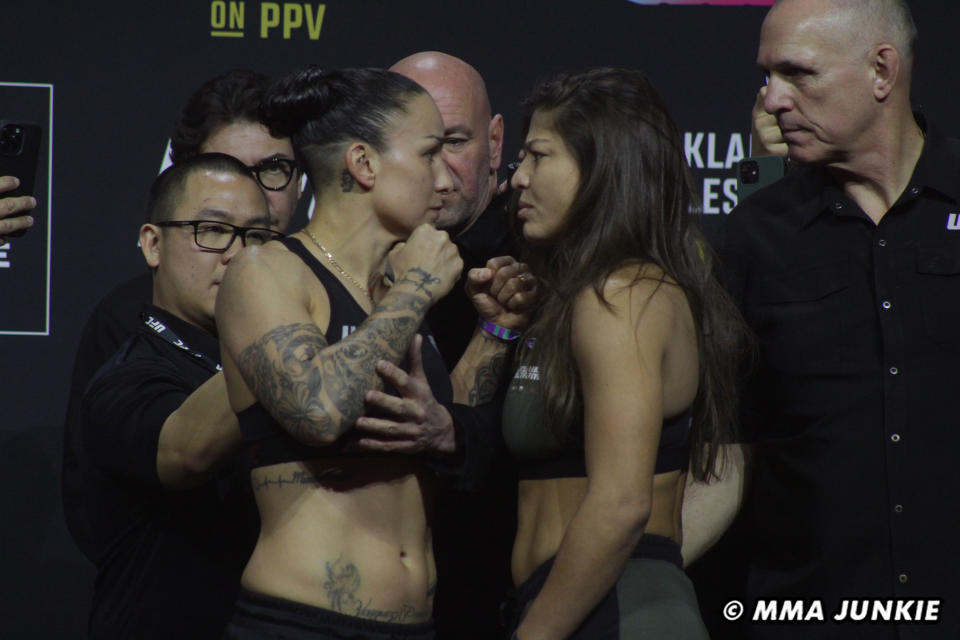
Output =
[
  {"x1": 509, "y1": 534, "x2": 683, "y2": 616},
  {"x1": 234, "y1": 588, "x2": 435, "y2": 637}
]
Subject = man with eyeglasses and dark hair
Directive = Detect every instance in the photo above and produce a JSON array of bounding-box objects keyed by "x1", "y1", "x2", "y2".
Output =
[
  {"x1": 62, "y1": 69, "x2": 301, "y2": 575},
  {"x1": 65, "y1": 70, "x2": 301, "y2": 400},
  {"x1": 74, "y1": 153, "x2": 275, "y2": 638},
  {"x1": 169, "y1": 68, "x2": 301, "y2": 230}
]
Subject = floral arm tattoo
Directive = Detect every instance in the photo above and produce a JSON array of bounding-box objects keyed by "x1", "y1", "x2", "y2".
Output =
[
  {"x1": 237, "y1": 279, "x2": 434, "y2": 445},
  {"x1": 466, "y1": 347, "x2": 509, "y2": 406}
]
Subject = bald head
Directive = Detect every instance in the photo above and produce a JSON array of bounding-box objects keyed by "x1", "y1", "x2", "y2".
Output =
[
  {"x1": 391, "y1": 52, "x2": 492, "y2": 123},
  {"x1": 771, "y1": 0, "x2": 916, "y2": 67},
  {"x1": 391, "y1": 51, "x2": 504, "y2": 236}
]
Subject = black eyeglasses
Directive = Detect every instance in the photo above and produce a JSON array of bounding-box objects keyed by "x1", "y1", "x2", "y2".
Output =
[
  {"x1": 249, "y1": 157, "x2": 298, "y2": 191},
  {"x1": 156, "y1": 220, "x2": 284, "y2": 252}
]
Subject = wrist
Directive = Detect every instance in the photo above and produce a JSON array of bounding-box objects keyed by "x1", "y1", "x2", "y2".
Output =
[
  {"x1": 394, "y1": 266, "x2": 445, "y2": 301},
  {"x1": 478, "y1": 319, "x2": 521, "y2": 342}
]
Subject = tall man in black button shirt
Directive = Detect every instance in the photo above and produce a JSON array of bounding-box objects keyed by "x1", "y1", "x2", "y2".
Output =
[
  {"x1": 77, "y1": 154, "x2": 276, "y2": 638},
  {"x1": 686, "y1": 1, "x2": 960, "y2": 638}
]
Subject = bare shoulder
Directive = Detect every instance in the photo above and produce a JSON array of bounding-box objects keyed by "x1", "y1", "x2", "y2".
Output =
[
  {"x1": 226, "y1": 238, "x2": 301, "y2": 277},
  {"x1": 573, "y1": 262, "x2": 686, "y2": 335},
  {"x1": 223, "y1": 240, "x2": 312, "y2": 294}
]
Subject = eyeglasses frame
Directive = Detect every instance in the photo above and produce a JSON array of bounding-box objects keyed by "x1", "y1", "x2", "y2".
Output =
[
  {"x1": 248, "y1": 156, "x2": 299, "y2": 192},
  {"x1": 155, "y1": 219, "x2": 285, "y2": 252}
]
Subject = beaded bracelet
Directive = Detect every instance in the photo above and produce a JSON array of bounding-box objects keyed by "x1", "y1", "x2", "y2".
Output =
[{"x1": 479, "y1": 319, "x2": 521, "y2": 341}]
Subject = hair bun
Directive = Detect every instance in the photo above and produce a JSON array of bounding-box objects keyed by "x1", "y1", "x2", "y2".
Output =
[{"x1": 260, "y1": 64, "x2": 332, "y2": 139}]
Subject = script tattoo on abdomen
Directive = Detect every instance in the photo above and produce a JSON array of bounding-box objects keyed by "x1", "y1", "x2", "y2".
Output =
[{"x1": 323, "y1": 556, "x2": 430, "y2": 623}]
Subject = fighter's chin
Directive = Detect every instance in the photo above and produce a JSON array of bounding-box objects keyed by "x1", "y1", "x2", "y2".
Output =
[{"x1": 433, "y1": 207, "x2": 458, "y2": 231}]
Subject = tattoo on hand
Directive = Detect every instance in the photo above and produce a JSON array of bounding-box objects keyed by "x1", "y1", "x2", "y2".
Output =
[{"x1": 468, "y1": 349, "x2": 509, "y2": 406}]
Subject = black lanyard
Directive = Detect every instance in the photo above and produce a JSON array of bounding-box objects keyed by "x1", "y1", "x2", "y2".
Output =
[{"x1": 141, "y1": 313, "x2": 222, "y2": 372}]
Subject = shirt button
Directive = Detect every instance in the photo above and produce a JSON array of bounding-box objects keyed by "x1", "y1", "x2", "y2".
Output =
[
  {"x1": 889, "y1": 366, "x2": 899, "y2": 375},
  {"x1": 833, "y1": 202, "x2": 844, "y2": 210},
  {"x1": 899, "y1": 573, "x2": 909, "y2": 584},
  {"x1": 891, "y1": 433, "x2": 901, "y2": 442},
  {"x1": 878, "y1": 239, "x2": 887, "y2": 247},
  {"x1": 894, "y1": 504, "x2": 904, "y2": 513},
  {"x1": 882, "y1": 301, "x2": 892, "y2": 310},
  {"x1": 909, "y1": 186, "x2": 920, "y2": 196}
]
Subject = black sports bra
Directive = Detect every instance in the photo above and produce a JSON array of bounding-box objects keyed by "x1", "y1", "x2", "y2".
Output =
[
  {"x1": 237, "y1": 236, "x2": 452, "y2": 468},
  {"x1": 501, "y1": 354, "x2": 692, "y2": 480}
]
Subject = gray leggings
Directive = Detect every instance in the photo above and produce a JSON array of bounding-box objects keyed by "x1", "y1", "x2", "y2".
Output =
[{"x1": 506, "y1": 535, "x2": 709, "y2": 639}]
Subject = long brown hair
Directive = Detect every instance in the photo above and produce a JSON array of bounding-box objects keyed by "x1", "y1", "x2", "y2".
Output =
[{"x1": 511, "y1": 68, "x2": 749, "y2": 481}]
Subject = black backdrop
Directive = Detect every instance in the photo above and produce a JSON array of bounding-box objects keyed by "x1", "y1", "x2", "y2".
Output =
[{"x1": 1, "y1": 1, "x2": 958, "y2": 636}]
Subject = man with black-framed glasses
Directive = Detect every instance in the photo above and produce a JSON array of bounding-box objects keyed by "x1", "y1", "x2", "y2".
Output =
[
  {"x1": 74, "y1": 153, "x2": 273, "y2": 638},
  {"x1": 63, "y1": 70, "x2": 302, "y2": 586},
  {"x1": 153, "y1": 218, "x2": 284, "y2": 252},
  {"x1": 65, "y1": 69, "x2": 302, "y2": 413}
]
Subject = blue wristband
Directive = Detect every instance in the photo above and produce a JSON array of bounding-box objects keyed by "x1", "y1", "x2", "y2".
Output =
[{"x1": 480, "y1": 320, "x2": 521, "y2": 341}]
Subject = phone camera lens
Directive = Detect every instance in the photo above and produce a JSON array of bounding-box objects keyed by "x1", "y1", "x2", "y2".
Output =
[
  {"x1": 739, "y1": 160, "x2": 760, "y2": 184},
  {"x1": 0, "y1": 125, "x2": 24, "y2": 155}
]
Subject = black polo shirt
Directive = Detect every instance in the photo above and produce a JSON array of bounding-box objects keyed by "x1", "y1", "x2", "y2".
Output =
[
  {"x1": 63, "y1": 272, "x2": 153, "y2": 553},
  {"x1": 76, "y1": 305, "x2": 257, "y2": 639},
  {"x1": 722, "y1": 129, "x2": 960, "y2": 639}
]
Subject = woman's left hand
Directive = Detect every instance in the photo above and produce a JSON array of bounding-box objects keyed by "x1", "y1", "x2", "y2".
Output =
[{"x1": 466, "y1": 256, "x2": 537, "y2": 330}]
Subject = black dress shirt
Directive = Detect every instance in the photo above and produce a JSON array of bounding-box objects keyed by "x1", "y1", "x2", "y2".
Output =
[{"x1": 721, "y1": 127, "x2": 960, "y2": 640}]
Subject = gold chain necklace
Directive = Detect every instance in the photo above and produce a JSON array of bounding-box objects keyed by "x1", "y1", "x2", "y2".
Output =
[{"x1": 303, "y1": 228, "x2": 374, "y2": 303}]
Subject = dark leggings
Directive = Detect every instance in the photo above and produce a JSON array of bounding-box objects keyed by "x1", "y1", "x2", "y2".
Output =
[
  {"x1": 504, "y1": 534, "x2": 709, "y2": 640},
  {"x1": 224, "y1": 589, "x2": 435, "y2": 640}
]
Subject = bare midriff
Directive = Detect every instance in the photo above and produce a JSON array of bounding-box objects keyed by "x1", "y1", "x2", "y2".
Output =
[
  {"x1": 242, "y1": 456, "x2": 436, "y2": 624},
  {"x1": 511, "y1": 469, "x2": 685, "y2": 585}
]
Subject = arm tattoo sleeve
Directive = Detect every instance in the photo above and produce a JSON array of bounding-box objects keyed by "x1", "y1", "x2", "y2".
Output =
[
  {"x1": 467, "y1": 348, "x2": 509, "y2": 406},
  {"x1": 236, "y1": 288, "x2": 432, "y2": 444}
]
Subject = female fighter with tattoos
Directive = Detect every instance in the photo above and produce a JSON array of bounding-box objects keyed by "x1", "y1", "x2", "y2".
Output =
[
  {"x1": 501, "y1": 68, "x2": 748, "y2": 639},
  {"x1": 216, "y1": 67, "x2": 528, "y2": 639}
]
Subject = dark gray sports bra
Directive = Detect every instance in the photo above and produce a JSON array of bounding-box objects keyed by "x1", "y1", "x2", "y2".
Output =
[{"x1": 502, "y1": 354, "x2": 692, "y2": 480}]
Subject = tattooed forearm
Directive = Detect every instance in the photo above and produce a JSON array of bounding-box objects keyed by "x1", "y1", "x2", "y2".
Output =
[
  {"x1": 237, "y1": 287, "x2": 434, "y2": 445},
  {"x1": 467, "y1": 348, "x2": 509, "y2": 406},
  {"x1": 323, "y1": 557, "x2": 430, "y2": 623},
  {"x1": 238, "y1": 323, "x2": 336, "y2": 443}
]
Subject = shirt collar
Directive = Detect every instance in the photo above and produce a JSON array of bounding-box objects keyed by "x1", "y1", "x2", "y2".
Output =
[
  {"x1": 140, "y1": 303, "x2": 221, "y2": 364},
  {"x1": 791, "y1": 113, "x2": 960, "y2": 229}
]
